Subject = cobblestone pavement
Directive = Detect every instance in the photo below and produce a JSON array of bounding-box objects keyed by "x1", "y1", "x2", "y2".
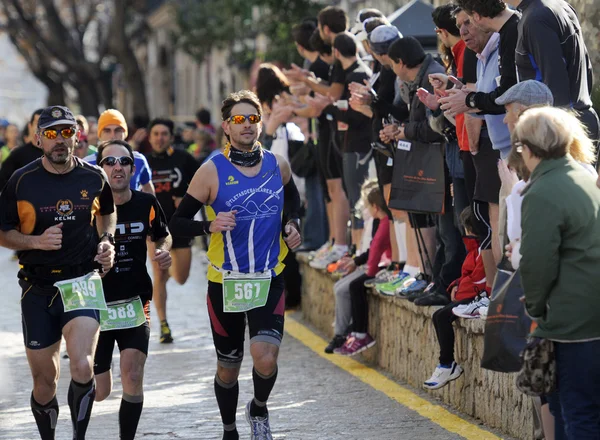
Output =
[{"x1": 0, "y1": 246, "x2": 483, "y2": 439}]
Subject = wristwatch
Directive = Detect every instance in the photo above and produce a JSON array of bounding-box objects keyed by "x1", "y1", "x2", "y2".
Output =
[
  {"x1": 466, "y1": 92, "x2": 477, "y2": 109},
  {"x1": 99, "y1": 232, "x2": 115, "y2": 245}
]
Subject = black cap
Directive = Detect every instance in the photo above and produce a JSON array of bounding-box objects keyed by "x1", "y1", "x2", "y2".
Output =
[{"x1": 38, "y1": 106, "x2": 77, "y2": 130}]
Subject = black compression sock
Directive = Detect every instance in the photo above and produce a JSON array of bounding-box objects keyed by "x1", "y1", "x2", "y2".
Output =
[
  {"x1": 250, "y1": 366, "x2": 278, "y2": 418},
  {"x1": 31, "y1": 393, "x2": 59, "y2": 440},
  {"x1": 67, "y1": 378, "x2": 96, "y2": 440},
  {"x1": 222, "y1": 428, "x2": 239, "y2": 440},
  {"x1": 119, "y1": 394, "x2": 144, "y2": 440},
  {"x1": 214, "y1": 375, "x2": 239, "y2": 436}
]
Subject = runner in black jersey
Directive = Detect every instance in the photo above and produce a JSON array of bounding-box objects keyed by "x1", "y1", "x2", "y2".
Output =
[
  {"x1": 0, "y1": 105, "x2": 116, "y2": 440},
  {"x1": 94, "y1": 139, "x2": 171, "y2": 440},
  {"x1": 144, "y1": 118, "x2": 199, "y2": 343}
]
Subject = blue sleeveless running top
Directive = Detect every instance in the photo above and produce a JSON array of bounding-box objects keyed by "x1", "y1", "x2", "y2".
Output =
[{"x1": 206, "y1": 149, "x2": 288, "y2": 283}]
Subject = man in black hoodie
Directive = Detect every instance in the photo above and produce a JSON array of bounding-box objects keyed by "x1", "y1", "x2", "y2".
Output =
[{"x1": 507, "y1": 0, "x2": 599, "y2": 142}]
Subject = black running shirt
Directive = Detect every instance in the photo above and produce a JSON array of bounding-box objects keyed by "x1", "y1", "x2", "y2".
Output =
[
  {"x1": 102, "y1": 190, "x2": 169, "y2": 302},
  {"x1": 145, "y1": 147, "x2": 199, "y2": 220},
  {"x1": 0, "y1": 157, "x2": 114, "y2": 269}
]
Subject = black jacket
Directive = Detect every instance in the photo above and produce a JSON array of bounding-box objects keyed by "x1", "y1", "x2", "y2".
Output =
[
  {"x1": 403, "y1": 54, "x2": 446, "y2": 146},
  {"x1": 516, "y1": 0, "x2": 593, "y2": 110}
]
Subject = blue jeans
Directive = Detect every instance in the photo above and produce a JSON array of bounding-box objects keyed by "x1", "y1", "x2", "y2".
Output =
[
  {"x1": 553, "y1": 340, "x2": 600, "y2": 439},
  {"x1": 303, "y1": 172, "x2": 329, "y2": 251}
]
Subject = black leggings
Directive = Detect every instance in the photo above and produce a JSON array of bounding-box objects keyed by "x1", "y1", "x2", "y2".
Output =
[
  {"x1": 349, "y1": 273, "x2": 372, "y2": 333},
  {"x1": 432, "y1": 298, "x2": 472, "y2": 365}
]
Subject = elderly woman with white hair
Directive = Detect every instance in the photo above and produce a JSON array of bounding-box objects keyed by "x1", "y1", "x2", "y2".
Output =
[{"x1": 514, "y1": 106, "x2": 600, "y2": 440}]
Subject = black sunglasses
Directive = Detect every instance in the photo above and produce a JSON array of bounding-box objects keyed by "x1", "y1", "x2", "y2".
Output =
[{"x1": 99, "y1": 156, "x2": 134, "y2": 167}]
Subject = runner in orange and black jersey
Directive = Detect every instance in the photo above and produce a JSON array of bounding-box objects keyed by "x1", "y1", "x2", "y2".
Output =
[
  {"x1": 94, "y1": 139, "x2": 172, "y2": 440},
  {"x1": 0, "y1": 105, "x2": 116, "y2": 440},
  {"x1": 144, "y1": 118, "x2": 198, "y2": 343}
]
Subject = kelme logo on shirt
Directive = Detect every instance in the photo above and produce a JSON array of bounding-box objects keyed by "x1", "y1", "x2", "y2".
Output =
[
  {"x1": 55, "y1": 199, "x2": 76, "y2": 221},
  {"x1": 226, "y1": 175, "x2": 239, "y2": 186},
  {"x1": 80, "y1": 189, "x2": 89, "y2": 200}
]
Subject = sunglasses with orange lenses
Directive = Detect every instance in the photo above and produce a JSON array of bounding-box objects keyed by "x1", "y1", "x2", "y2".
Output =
[
  {"x1": 227, "y1": 114, "x2": 261, "y2": 124},
  {"x1": 41, "y1": 127, "x2": 77, "y2": 140}
]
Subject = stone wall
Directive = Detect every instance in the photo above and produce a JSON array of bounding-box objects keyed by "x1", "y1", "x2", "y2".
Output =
[{"x1": 298, "y1": 255, "x2": 534, "y2": 440}]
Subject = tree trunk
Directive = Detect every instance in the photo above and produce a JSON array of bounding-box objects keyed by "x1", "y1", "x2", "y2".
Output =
[
  {"x1": 75, "y1": 80, "x2": 102, "y2": 117},
  {"x1": 109, "y1": 0, "x2": 149, "y2": 119},
  {"x1": 46, "y1": 81, "x2": 66, "y2": 106}
]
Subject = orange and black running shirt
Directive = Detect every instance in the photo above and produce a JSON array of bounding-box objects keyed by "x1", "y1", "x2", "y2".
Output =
[
  {"x1": 102, "y1": 190, "x2": 169, "y2": 302},
  {"x1": 145, "y1": 147, "x2": 199, "y2": 220},
  {"x1": 0, "y1": 157, "x2": 114, "y2": 270}
]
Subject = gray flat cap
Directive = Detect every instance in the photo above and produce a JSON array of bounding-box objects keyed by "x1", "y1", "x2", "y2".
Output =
[{"x1": 495, "y1": 80, "x2": 554, "y2": 107}]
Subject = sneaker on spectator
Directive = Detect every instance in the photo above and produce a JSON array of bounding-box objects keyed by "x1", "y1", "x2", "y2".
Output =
[
  {"x1": 365, "y1": 269, "x2": 397, "y2": 288},
  {"x1": 414, "y1": 291, "x2": 450, "y2": 306},
  {"x1": 479, "y1": 306, "x2": 489, "y2": 320},
  {"x1": 309, "y1": 246, "x2": 348, "y2": 270},
  {"x1": 308, "y1": 241, "x2": 332, "y2": 261},
  {"x1": 376, "y1": 272, "x2": 411, "y2": 296},
  {"x1": 396, "y1": 279, "x2": 428, "y2": 298},
  {"x1": 325, "y1": 335, "x2": 347, "y2": 354},
  {"x1": 335, "y1": 333, "x2": 376, "y2": 356},
  {"x1": 452, "y1": 293, "x2": 490, "y2": 319},
  {"x1": 423, "y1": 362, "x2": 463, "y2": 390}
]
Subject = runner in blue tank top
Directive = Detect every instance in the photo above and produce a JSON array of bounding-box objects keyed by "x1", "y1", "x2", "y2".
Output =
[{"x1": 169, "y1": 90, "x2": 302, "y2": 440}]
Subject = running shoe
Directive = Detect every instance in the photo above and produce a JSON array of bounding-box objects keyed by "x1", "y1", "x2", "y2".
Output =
[
  {"x1": 364, "y1": 269, "x2": 397, "y2": 288},
  {"x1": 159, "y1": 320, "x2": 173, "y2": 343},
  {"x1": 245, "y1": 400, "x2": 273, "y2": 440},
  {"x1": 308, "y1": 241, "x2": 332, "y2": 261},
  {"x1": 423, "y1": 362, "x2": 463, "y2": 390},
  {"x1": 309, "y1": 246, "x2": 348, "y2": 270},
  {"x1": 452, "y1": 293, "x2": 490, "y2": 319},
  {"x1": 396, "y1": 279, "x2": 428, "y2": 298},
  {"x1": 414, "y1": 292, "x2": 450, "y2": 306},
  {"x1": 324, "y1": 335, "x2": 347, "y2": 354},
  {"x1": 335, "y1": 333, "x2": 376, "y2": 356},
  {"x1": 479, "y1": 306, "x2": 489, "y2": 321},
  {"x1": 376, "y1": 272, "x2": 411, "y2": 296}
]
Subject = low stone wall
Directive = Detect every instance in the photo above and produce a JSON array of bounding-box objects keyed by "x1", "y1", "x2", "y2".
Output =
[{"x1": 298, "y1": 255, "x2": 534, "y2": 440}]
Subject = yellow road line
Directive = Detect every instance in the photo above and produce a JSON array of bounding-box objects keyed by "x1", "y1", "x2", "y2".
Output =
[{"x1": 285, "y1": 317, "x2": 503, "y2": 440}]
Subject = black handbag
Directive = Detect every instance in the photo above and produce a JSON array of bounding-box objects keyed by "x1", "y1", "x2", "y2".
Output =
[
  {"x1": 481, "y1": 261, "x2": 532, "y2": 373},
  {"x1": 388, "y1": 142, "x2": 445, "y2": 214}
]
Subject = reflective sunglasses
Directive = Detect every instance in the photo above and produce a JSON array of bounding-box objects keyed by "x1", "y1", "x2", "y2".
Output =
[
  {"x1": 99, "y1": 156, "x2": 134, "y2": 167},
  {"x1": 41, "y1": 127, "x2": 77, "y2": 140},
  {"x1": 227, "y1": 114, "x2": 261, "y2": 124}
]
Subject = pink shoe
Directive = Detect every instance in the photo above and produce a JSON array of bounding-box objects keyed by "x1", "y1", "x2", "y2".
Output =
[{"x1": 335, "y1": 333, "x2": 376, "y2": 356}]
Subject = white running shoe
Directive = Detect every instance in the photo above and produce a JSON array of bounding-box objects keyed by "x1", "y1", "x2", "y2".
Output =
[
  {"x1": 423, "y1": 362, "x2": 463, "y2": 390},
  {"x1": 479, "y1": 306, "x2": 489, "y2": 320},
  {"x1": 309, "y1": 246, "x2": 347, "y2": 270},
  {"x1": 308, "y1": 241, "x2": 331, "y2": 261},
  {"x1": 452, "y1": 293, "x2": 490, "y2": 319}
]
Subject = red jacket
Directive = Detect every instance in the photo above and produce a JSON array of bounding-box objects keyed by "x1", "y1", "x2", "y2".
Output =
[
  {"x1": 366, "y1": 216, "x2": 391, "y2": 277},
  {"x1": 452, "y1": 40, "x2": 470, "y2": 152},
  {"x1": 448, "y1": 237, "x2": 487, "y2": 301}
]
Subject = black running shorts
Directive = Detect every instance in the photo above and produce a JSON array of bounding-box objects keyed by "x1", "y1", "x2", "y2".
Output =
[
  {"x1": 207, "y1": 274, "x2": 285, "y2": 368},
  {"x1": 93, "y1": 318, "x2": 151, "y2": 375},
  {"x1": 471, "y1": 135, "x2": 501, "y2": 205},
  {"x1": 20, "y1": 279, "x2": 100, "y2": 350}
]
